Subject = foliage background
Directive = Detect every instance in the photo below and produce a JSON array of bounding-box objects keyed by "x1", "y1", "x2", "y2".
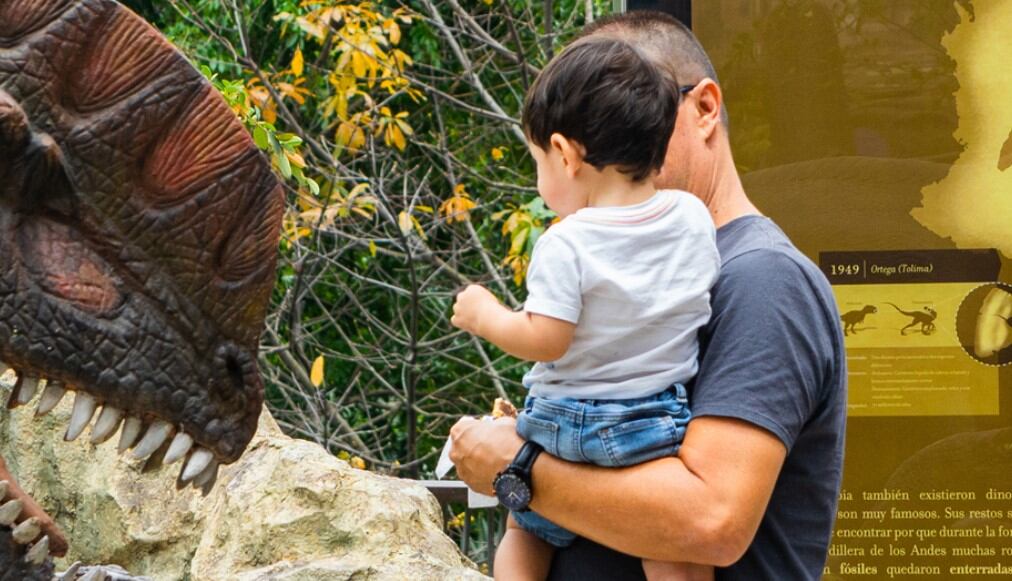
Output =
[{"x1": 124, "y1": 0, "x2": 612, "y2": 479}]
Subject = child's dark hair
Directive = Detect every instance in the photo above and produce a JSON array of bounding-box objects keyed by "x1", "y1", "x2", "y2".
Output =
[{"x1": 522, "y1": 36, "x2": 679, "y2": 182}]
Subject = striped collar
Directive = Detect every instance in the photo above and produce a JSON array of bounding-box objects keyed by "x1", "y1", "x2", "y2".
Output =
[{"x1": 570, "y1": 189, "x2": 683, "y2": 226}]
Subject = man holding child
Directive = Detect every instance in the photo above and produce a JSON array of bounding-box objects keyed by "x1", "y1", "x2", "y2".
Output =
[{"x1": 450, "y1": 11, "x2": 846, "y2": 581}]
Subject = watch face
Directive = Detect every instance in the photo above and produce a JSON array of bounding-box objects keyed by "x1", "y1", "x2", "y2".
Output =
[{"x1": 494, "y1": 472, "x2": 532, "y2": 511}]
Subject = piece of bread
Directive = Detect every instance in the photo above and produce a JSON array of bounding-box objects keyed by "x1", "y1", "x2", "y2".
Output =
[{"x1": 491, "y1": 398, "x2": 517, "y2": 419}]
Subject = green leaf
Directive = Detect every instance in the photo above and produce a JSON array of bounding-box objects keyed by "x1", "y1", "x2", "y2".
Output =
[
  {"x1": 253, "y1": 126, "x2": 269, "y2": 150},
  {"x1": 307, "y1": 178, "x2": 320, "y2": 196},
  {"x1": 276, "y1": 152, "x2": 292, "y2": 179}
]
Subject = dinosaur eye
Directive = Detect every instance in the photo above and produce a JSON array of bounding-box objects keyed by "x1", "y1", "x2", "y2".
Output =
[{"x1": 16, "y1": 217, "x2": 123, "y2": 315}]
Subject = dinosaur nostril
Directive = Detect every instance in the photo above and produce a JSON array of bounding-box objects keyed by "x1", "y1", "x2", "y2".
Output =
[{"x1": 225, "y1": 354, "x2": 244, "y2": 392}]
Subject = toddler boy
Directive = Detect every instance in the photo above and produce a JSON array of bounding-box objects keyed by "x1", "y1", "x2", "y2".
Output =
[{"x1": 451, "y1": 36, "x2": 719, "y2": 581}]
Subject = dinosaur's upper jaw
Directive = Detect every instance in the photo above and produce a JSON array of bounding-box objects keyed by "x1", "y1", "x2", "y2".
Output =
[{"x1": 0, "y1": 99, "x2": 265, "y2": 490}]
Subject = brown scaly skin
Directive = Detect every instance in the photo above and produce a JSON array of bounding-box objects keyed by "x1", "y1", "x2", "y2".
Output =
[
  {"x1": 0, "y1": 0, "x2": 284, "y2": 571},
  {"x1": 0, "y1": 0, "x2": 283, "y2": 464}
]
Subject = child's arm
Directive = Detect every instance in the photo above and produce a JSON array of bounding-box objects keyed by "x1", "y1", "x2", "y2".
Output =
[{"x1": 452, "y1": 284, "x2": 575, "y2": 362}]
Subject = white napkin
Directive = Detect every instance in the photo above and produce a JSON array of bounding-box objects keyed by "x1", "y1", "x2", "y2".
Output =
[{"x1": 436, "y1": 416, "x2": 500, "y2": 508}]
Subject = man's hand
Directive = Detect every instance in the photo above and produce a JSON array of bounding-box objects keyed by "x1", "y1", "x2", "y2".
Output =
[
  {"x1": 451, "y1": 284, "x2": 501, "y2": 336},
  {"x1": 449, "y1": 416, "x2": 524, "y2": 495}
]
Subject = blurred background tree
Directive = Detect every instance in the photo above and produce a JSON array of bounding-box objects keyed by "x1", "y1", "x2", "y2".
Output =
[{"x1": 123, "y1": 0, "x2": 612, "y2": 480}]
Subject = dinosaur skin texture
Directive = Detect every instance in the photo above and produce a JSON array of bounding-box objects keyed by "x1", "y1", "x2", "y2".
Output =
[{"x1": 0, "y1": 0, "x2": 284, "y2": 570}]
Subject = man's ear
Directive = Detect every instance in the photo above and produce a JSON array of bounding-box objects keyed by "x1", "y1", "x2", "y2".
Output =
[
  {"x1": 690, "y1": 78, "x2": 724, "y2": 141},
  {"x1": 549, "y1": 133, "x2": 585, "y2": 178}
]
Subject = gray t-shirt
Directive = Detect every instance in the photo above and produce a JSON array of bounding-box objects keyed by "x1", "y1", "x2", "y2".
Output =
[{"x1": 547, "y1": 215, "x2": 847, "y2": 580}]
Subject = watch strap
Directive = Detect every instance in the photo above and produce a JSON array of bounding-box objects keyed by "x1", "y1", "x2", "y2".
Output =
[{"x1": 511, "y1": 441, "x2": 544, "y2": 477}]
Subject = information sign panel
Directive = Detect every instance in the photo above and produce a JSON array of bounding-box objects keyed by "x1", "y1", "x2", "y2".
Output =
[{"x1": 694, "y1": 1, "x2": 1012, "y2": 577}]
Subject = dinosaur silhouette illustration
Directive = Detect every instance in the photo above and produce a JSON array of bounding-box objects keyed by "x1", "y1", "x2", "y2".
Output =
[
  {"x1": 840, "y1": 305, "x2": 877, "y2": 336},
  {"x1": 886, "y1": 303, "x2": 937, "y2": 335}
]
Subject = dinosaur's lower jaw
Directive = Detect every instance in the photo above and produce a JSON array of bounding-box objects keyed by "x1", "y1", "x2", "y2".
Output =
[
  {"x1": 0, "y1": 365, "x2": 222, "y2": 493},
  {"x1": 0, "y1": 456, "x2": 61, "y2": 576}
]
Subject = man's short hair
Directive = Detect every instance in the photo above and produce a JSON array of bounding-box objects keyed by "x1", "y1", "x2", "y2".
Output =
[
  {"x1": 581, "y1": 11, "x2": 728, "y2": 126},
  {"x1": 521, "y1": 36, "x2": 678, "y2": 182}
]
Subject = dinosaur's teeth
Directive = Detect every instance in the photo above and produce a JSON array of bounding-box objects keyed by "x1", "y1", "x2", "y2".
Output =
[
  {"x1": 8, "y1": 375, "x2": 39, "y2": 408},
  {"x1": 132, "y1": 420, "x2": 173, "y2": 460},
  {"x1": 11, "y1": 516, "x2": 41, "y2": 544},
  {"x1": 117, "y1": 417, "x2": 144, "y2": 453},
  {"x1": 0, "y1": 499, "x2": 23, "y2": 525},
  {"x1": 0, "y1": 479, "x2": 8, "y2": 499},
  {"x1": 24, "y1": 534, "x2": 49, "y2": 565},
  {"x1": 79, "y1": 568, "x2": 105, "y2": 581},
  {"x1": 193, "y1": 459, "x2": 219, "y2": 491},
  {"x1": 164, "y1": 432, "x2": 194, "y2": 465},
  {"x1": 64, "y1": 391, "x2": 98, "y2": 442},
  {"x1": 181, "y1": 448, "x2": 214, "y2": 482},
  {"x1": 35, "y1": 380, "x2": 67, "y2": 416},
  {"x1": 90, "y1": 406, "x2": 124, "y2": 444},
  {"x1": 0, "y1": 360, "x2": 11, "y2": 376},
  {"x1": 16, "y1": 376, "x2": 40, "y2": 405}
]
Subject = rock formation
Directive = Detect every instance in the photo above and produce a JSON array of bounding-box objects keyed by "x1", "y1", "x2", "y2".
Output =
[{"x1": 0, "y1": 378, "x2": 485, "y2": 580}]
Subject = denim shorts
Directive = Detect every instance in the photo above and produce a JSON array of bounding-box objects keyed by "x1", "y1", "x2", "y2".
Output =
[{"x1": 512, "y1": 384, "x2": 691, "y2": 547}]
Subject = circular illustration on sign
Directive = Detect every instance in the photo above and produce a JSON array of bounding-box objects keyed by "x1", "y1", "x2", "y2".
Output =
[{"x1": 956, "y1": 283, "x2": 1012, "y2": 365}]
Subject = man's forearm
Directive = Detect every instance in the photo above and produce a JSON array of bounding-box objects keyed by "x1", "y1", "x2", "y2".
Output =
[
  {"x1": 529, "y1": 454, "x2": 734, "y2": 565},
  {"x1": 528, "y1": 417, "x2": 786, "y2": 566},
  {"x1": 448, "y1": 411, "x2": 785, "y2": 567}
]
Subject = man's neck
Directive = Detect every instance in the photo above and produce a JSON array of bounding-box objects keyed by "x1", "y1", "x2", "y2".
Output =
[{"x1": 705, "y1": 151, "x2": 761, "y2": 229}]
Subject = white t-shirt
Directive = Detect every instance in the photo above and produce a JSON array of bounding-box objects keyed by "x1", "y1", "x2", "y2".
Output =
[{"x1": 522, "y1": 189, "x2": 719, "y2": 400}]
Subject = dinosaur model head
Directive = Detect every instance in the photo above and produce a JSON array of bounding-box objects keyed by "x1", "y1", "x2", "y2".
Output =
[{"x1": 0, "y1": 0, "x2": 284, "y2": 488}]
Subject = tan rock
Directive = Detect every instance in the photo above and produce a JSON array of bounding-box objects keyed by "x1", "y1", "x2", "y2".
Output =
[{"x1": 0, "y1": 382, "x2": 486, "y2": 581}]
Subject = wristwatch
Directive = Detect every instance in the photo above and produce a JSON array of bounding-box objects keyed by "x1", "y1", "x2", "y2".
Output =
[{"x1": 493, "y1": 441, "x2": 543, "y2": 512}]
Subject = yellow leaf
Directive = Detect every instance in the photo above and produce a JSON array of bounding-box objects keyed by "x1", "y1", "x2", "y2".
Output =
[
  {"x1": 352, "y1": 51, "x2": 367, "y2": 77},
  {"x1": 509, "y1": 227, "x2": 529, "y2": 255},
  {"x1": 368, "y1": 240, "x2": 377, "y2": 256},
  {"x1": 411, "y1": 214, "x2": 427, "y2": 240},
  {"x1": 286, "y1": 151, "x2": 306, "y2": 169},
  {"x1": 349, "y1": 456, "x2": 366, "y2": 470},
  {"x1": 348, "y1": 183, "x2": 371, "y2": 198},
  {"x1": 310, "y1": 355, "x2": 325, "y2": 387},
  {"x1": 384, "y1": 19, "x2": 401, "y2": 45},
  {"x1": 438, "y1": 190, "x2": 477, "y2": 224},
  {"x1": 292, "y1": 48, "x2": 304, "y2": 76},
  {"x1": 398, "y1": 211, "x2": 412, "y2": 235},
  {"x1": 263, "y1": 104, "x2": 277, "y2": 125},
  {"x1": 390, "y1": 123, "x2": 406, "y2": 151},
  {"x1": 336, "y1": 122, "x2": 365, "y2": 153}
]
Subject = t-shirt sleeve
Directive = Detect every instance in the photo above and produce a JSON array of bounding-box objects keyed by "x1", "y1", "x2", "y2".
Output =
[
  {"x1": 523, "y1": 232, "x2": 582, "y2": 324},
  {"x1": 692, "y1": 249, "x2": 835, "y2": 450}
]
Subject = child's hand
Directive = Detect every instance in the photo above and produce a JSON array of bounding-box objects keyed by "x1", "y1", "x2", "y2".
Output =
[{"x1": 451, "y1": 284, "x2": 500, "y2": 336}]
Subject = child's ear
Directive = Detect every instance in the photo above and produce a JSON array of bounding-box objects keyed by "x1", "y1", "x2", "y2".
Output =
[{"x1": 549, "y1": 133, "x2": 585, "y2": 178}]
